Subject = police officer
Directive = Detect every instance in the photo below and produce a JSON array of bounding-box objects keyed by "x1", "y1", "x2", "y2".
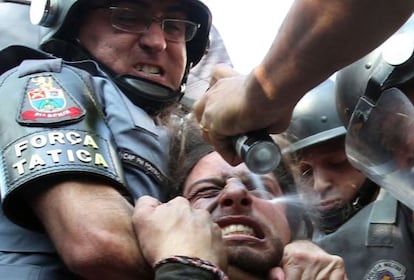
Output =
[
  {"x1": 317, "y1": 17, "x2": 414, "y2": 279},
  {"x1": 0, "y1": 0, "x2": 212, "y2": 279},
  {"x1": 280, "y1": 79, "x2": 378, "y2": 236}
]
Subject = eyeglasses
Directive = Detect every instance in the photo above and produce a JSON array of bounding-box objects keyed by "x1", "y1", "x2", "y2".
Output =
[{"x1": 108, "y1": 7, "x2": 200, "y2": 42}]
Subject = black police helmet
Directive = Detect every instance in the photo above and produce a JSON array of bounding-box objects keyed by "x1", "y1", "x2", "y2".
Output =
[
  {"x1": 30, "y1": 0, "x2": 212, "y2": 68},
  {"x1": 282, "y1": 79, "x2": 346, "y2": 154},
  {"x1": 336, "y1": 15, "x2": 414, "y2": 127}
]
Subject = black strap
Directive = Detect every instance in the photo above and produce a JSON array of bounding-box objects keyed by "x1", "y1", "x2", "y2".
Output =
[
  {"x1": 1, "y1": 0, "x2": 31, "y2": 4},
  {"x1": 0, "y1": 46, "x2": 52, "y2": 75},
  {"x1": 366, "y1": 190, "x2": 398, "y2": 247}
]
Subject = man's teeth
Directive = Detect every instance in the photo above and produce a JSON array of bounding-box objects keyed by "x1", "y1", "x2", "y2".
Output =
[
  {"x1": 221, "y1": 224, "x2": 255, "y2": 237},
  {"x1": 139, "y1": 65, "x2": 161, "y2": 75}
]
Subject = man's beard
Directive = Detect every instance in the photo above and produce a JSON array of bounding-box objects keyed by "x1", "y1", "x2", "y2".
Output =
[{"x1": 226, "y1": 237, "x2": 284, "y2": 276}]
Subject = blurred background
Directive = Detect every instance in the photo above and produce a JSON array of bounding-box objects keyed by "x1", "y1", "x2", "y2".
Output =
[{"x1": 203, "y1": 0, "x2": 294, "y2": 74}]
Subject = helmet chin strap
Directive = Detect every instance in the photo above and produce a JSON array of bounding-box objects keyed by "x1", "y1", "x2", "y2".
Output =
[
  {"x1": 45, "y1": 39, "x2": 189, "y2": 114},
  {"x1": 114, "y1": 63, "x2": 191, "y2": 115},
  {"x1": 114, "y1": 74, "x2": 185, "y2": 114}
]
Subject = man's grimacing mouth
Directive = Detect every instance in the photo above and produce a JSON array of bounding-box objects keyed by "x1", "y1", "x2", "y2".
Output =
[
  {"x1": 221, "y1": 224, "x2": 255, "y2": 237},
  {"x1": 218, "y1": 220, "x2": 265, "y2": 239}
]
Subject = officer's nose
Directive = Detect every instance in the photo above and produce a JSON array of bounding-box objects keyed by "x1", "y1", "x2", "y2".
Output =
[
  {"x1": 218, "y1": 178, "x2": 253, "y2": 210},
  {"x1": 313, "y1": 167, "x2": 333, "y2": 194},
  {"x1": 138, "y1": 23, "x2": 167, "y2": 52}
]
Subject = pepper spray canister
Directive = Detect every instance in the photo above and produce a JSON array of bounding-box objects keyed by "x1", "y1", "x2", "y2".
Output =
[{"x1": 234, "y1": 130, "x2": 281, "y2": 174}]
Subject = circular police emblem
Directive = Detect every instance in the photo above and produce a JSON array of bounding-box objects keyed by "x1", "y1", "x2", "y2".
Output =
[{"x1": 364, "y1": 260, "x2": 406, "y2": 280}]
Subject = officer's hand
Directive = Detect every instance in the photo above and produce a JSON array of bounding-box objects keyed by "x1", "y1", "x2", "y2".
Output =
[
  {"x1": 132, "y1": 196, "x2": 227, "y2": 270},
  {"x1": 193, "y1": 64, "x2": 249, "y2": 165},
  {"x1": 280, "y1": 240, "x2": 348, "y2": 280},
  {"x1": 268, "y1": 266, "x2": 286, "y2": 280},
  {"x1": 193, "y1": 64, "x2": 293, "y2": 166}
]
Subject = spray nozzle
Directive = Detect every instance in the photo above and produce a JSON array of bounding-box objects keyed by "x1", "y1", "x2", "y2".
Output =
[{"x1": 234, "y1": 130, "x2": 281, "y2": 174}]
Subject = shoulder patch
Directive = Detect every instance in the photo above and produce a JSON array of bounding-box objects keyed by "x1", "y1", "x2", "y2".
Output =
[
  {"x1": 364, "y1": 260, "x2": 406, "y2": 280},
  {"x1": 18, "y1": 74, "x2": 85, "y2": 126}
]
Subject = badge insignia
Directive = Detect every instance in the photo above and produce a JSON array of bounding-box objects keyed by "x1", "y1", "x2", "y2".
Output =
[
  {"x1": 364, "y1": 260, "x2": 406, "y2": 280},
  {"x1": 18, "y1": 75, "x2": 85, "y2": 125}
]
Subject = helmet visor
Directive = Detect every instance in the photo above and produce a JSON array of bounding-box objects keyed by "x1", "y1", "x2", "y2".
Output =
[{"x1": 345, "y1": 88, "x2": 414, "y2": 210}]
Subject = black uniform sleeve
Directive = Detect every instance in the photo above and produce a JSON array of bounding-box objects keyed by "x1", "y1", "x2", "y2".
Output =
[
  {"x1": 0, "y1": 53, "x2": 126, "y2": 230},
  {"x1": 155, "y1": 263, "x2": 218, "y2": 280},
  {"x1": 153, "y1": 256, "x2": 228, "y2": 280}
]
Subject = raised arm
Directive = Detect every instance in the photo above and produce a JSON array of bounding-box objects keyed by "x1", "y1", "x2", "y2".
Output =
[{"x1": 194, "y1": 0, "x2": 414, "y2": 165}]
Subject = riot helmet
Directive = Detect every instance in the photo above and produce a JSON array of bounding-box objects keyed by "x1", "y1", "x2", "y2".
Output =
[
  {"x1": 30, "y1": 0, "x2": 212, "y2": 113},
  {"x1": 281, "y1": 79, "x2": 377, "y2": 233},
  {"x1": 335, "y1": 15, "x2": 414, "y2": 210},
  {"x1": 282, "y1": 79, "x2": 346, "y2": 154}
]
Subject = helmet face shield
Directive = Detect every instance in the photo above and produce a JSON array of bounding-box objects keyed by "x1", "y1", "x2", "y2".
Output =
[{"x1": 345, "y1": 88, "x2": 414, "y2": 209}]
